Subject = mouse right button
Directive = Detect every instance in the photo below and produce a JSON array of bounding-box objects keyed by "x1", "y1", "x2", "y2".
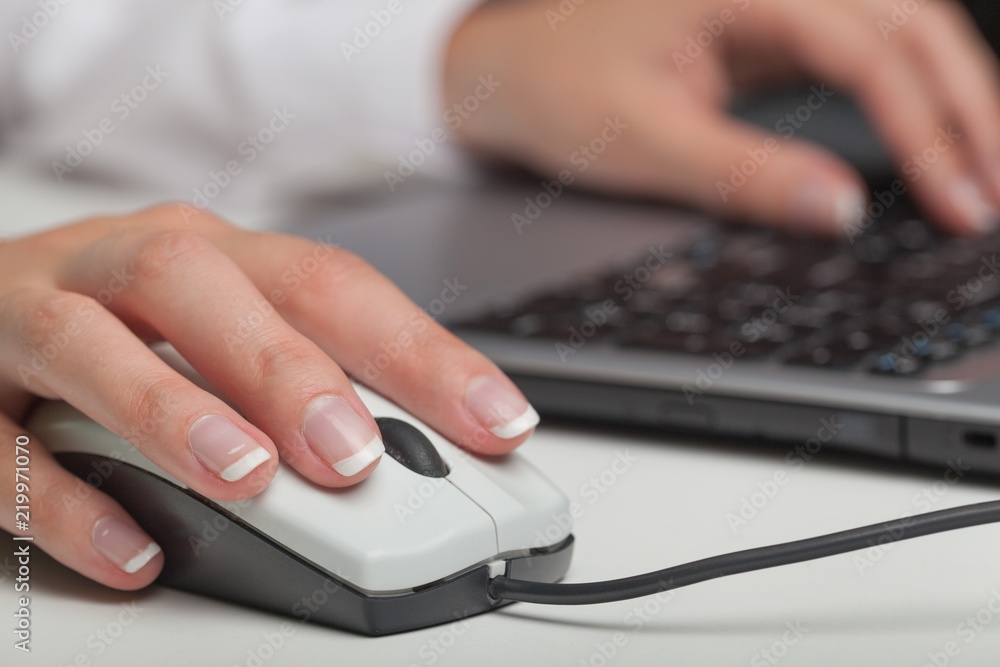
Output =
[{"x1": 443, "y1": 451, "x2": 572, "y2": 555}]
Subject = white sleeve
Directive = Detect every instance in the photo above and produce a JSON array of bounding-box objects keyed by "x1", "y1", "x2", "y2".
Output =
[{"x1": 0, "y1": 0, "x2": 484, "y2": 220}]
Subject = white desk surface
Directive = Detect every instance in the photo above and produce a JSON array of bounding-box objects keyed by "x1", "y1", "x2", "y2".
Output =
[{"x1": 3, "y1": 162, "x2": 1000, "y2": 667}]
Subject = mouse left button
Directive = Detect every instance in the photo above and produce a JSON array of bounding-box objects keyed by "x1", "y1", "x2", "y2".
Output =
[{"x1": 375, "y1": 418, "x2": 449, "y2": 478}]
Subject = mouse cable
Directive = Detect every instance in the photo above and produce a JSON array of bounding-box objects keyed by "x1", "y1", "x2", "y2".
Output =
[{"x1": 488, "y1": 499, "x2": 1000, "y2": 605}]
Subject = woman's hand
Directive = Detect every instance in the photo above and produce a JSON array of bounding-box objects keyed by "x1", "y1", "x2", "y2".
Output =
[
  {"x1": 446, "y1": 0, "x2": 1000, "y2": 236},
  {"x1": 0, "y1": 205, "x2": 538, "y2": 589}
]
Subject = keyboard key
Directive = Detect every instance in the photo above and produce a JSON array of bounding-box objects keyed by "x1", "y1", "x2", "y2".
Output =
[
  {"x1": 785, "y1": 341, "x2": 866, "y2": 369},
  {"x1": 929, "y1": 340, "x2": 961, "y2": 362},
  {"x1": 664, "y1": 311, "x2": 711, "y2": 334},
  {"x1": 871, "y1": 352, "x2": 924, "y2": 376},
  {"x1": 454, "y1": 203, "x2": 1000, "y2": 380}
]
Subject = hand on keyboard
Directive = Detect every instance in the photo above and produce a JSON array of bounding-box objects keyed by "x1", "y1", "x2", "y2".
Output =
[{"x1": 446, "y1": 0, "x2": 1000, "y2": 237}]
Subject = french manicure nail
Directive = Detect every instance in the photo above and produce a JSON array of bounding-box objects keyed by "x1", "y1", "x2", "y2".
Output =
[
  {"x1": 792, "y1": 181, "x2": 865, "y2": 231},
  {"x1": 465, "y1": 376, "x2": 540, "y2": 440},
  {"x1": 791, "y1": 181, "x2": 865, "y2": 234},
  {"x1": 92, "y1": 516, "x2": 161, "y2": 574},
  {"x1": 833, "y1": 186, "x2": 867, "y2": 230},
  {"x1": 303, "y1": 396, "x2": 384, "y2": 476},
  {"x1": 189, "y1": 415, "x2": 272, "y2": 482},
  {"x1": 949, "y1": 177, "x2": 999, "y2": 233}
]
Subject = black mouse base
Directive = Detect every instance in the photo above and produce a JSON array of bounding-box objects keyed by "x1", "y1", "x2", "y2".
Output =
[{"x1": 58, "y1": 453, "x2": 574, "y2": 636}]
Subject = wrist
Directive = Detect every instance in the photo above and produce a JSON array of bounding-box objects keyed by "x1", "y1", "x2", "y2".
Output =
[{"x1": 443, "y1": 2, "x2": 532, "y2": 157}]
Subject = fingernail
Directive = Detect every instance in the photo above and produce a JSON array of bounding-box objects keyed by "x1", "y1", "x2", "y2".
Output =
[
  {"x1": 792, "y1": 181, "x2": 866, "y2": 231},
  {"x1": 465, "y1": 376, "x2": 540, "y2": 439},
  {"x1": 303, "y1": 396, "x2": 384, "y2": 476},
  {"x1": 92, "y1": 516, "x2": 161, "y2": 574},
  {"x1": 189, "y1": 415, "x2": 272, "y2": 482},
  {"x1": 833, "y1": 186, "x2": 867, "y2": 230},
  {"x1": 949, "y1": 177, "x2": 999, "y2": 233}
]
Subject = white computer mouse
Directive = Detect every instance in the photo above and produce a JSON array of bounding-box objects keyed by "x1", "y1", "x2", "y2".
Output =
[{"x1": 27, "y1": 378, "x2": 573, "y2": 636}]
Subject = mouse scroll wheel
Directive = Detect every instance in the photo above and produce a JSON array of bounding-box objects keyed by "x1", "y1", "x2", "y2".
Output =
[{"x1": 374, "y1": 418, "x2": 450, "y2": 478}]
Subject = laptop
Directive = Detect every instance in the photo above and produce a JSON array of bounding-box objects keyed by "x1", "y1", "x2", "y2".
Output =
[{"x1": 292, "y1": 3, "x2": 1000, "y2": 477}]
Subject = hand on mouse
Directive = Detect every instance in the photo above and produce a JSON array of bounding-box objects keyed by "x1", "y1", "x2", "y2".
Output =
[
  {"x1": 445, "y1": 0, "x2": 1000, "y2": 236},
  {"x1": 0, "y1": 205, "x2": 539, "y2": 590}
]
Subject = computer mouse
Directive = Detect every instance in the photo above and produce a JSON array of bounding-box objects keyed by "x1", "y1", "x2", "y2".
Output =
[{"x1": 26, "y1": 370, "x2": 573, "y2": 636}]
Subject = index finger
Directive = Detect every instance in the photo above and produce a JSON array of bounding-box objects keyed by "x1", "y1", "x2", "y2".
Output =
[
  {"x1": 753, "y1": 0, "x2": 995, "y2": 234},
  {"x1": 219, "y1": 230, "x2": 541, "y2": 456},
  {"x1": 890, "y1": 1, "x2": 1000, "y2": 202}
]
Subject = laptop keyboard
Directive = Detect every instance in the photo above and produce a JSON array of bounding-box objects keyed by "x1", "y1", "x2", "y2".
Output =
[{"x1": 455, "y1": 207, "x2": 1000, "y2": 377}]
